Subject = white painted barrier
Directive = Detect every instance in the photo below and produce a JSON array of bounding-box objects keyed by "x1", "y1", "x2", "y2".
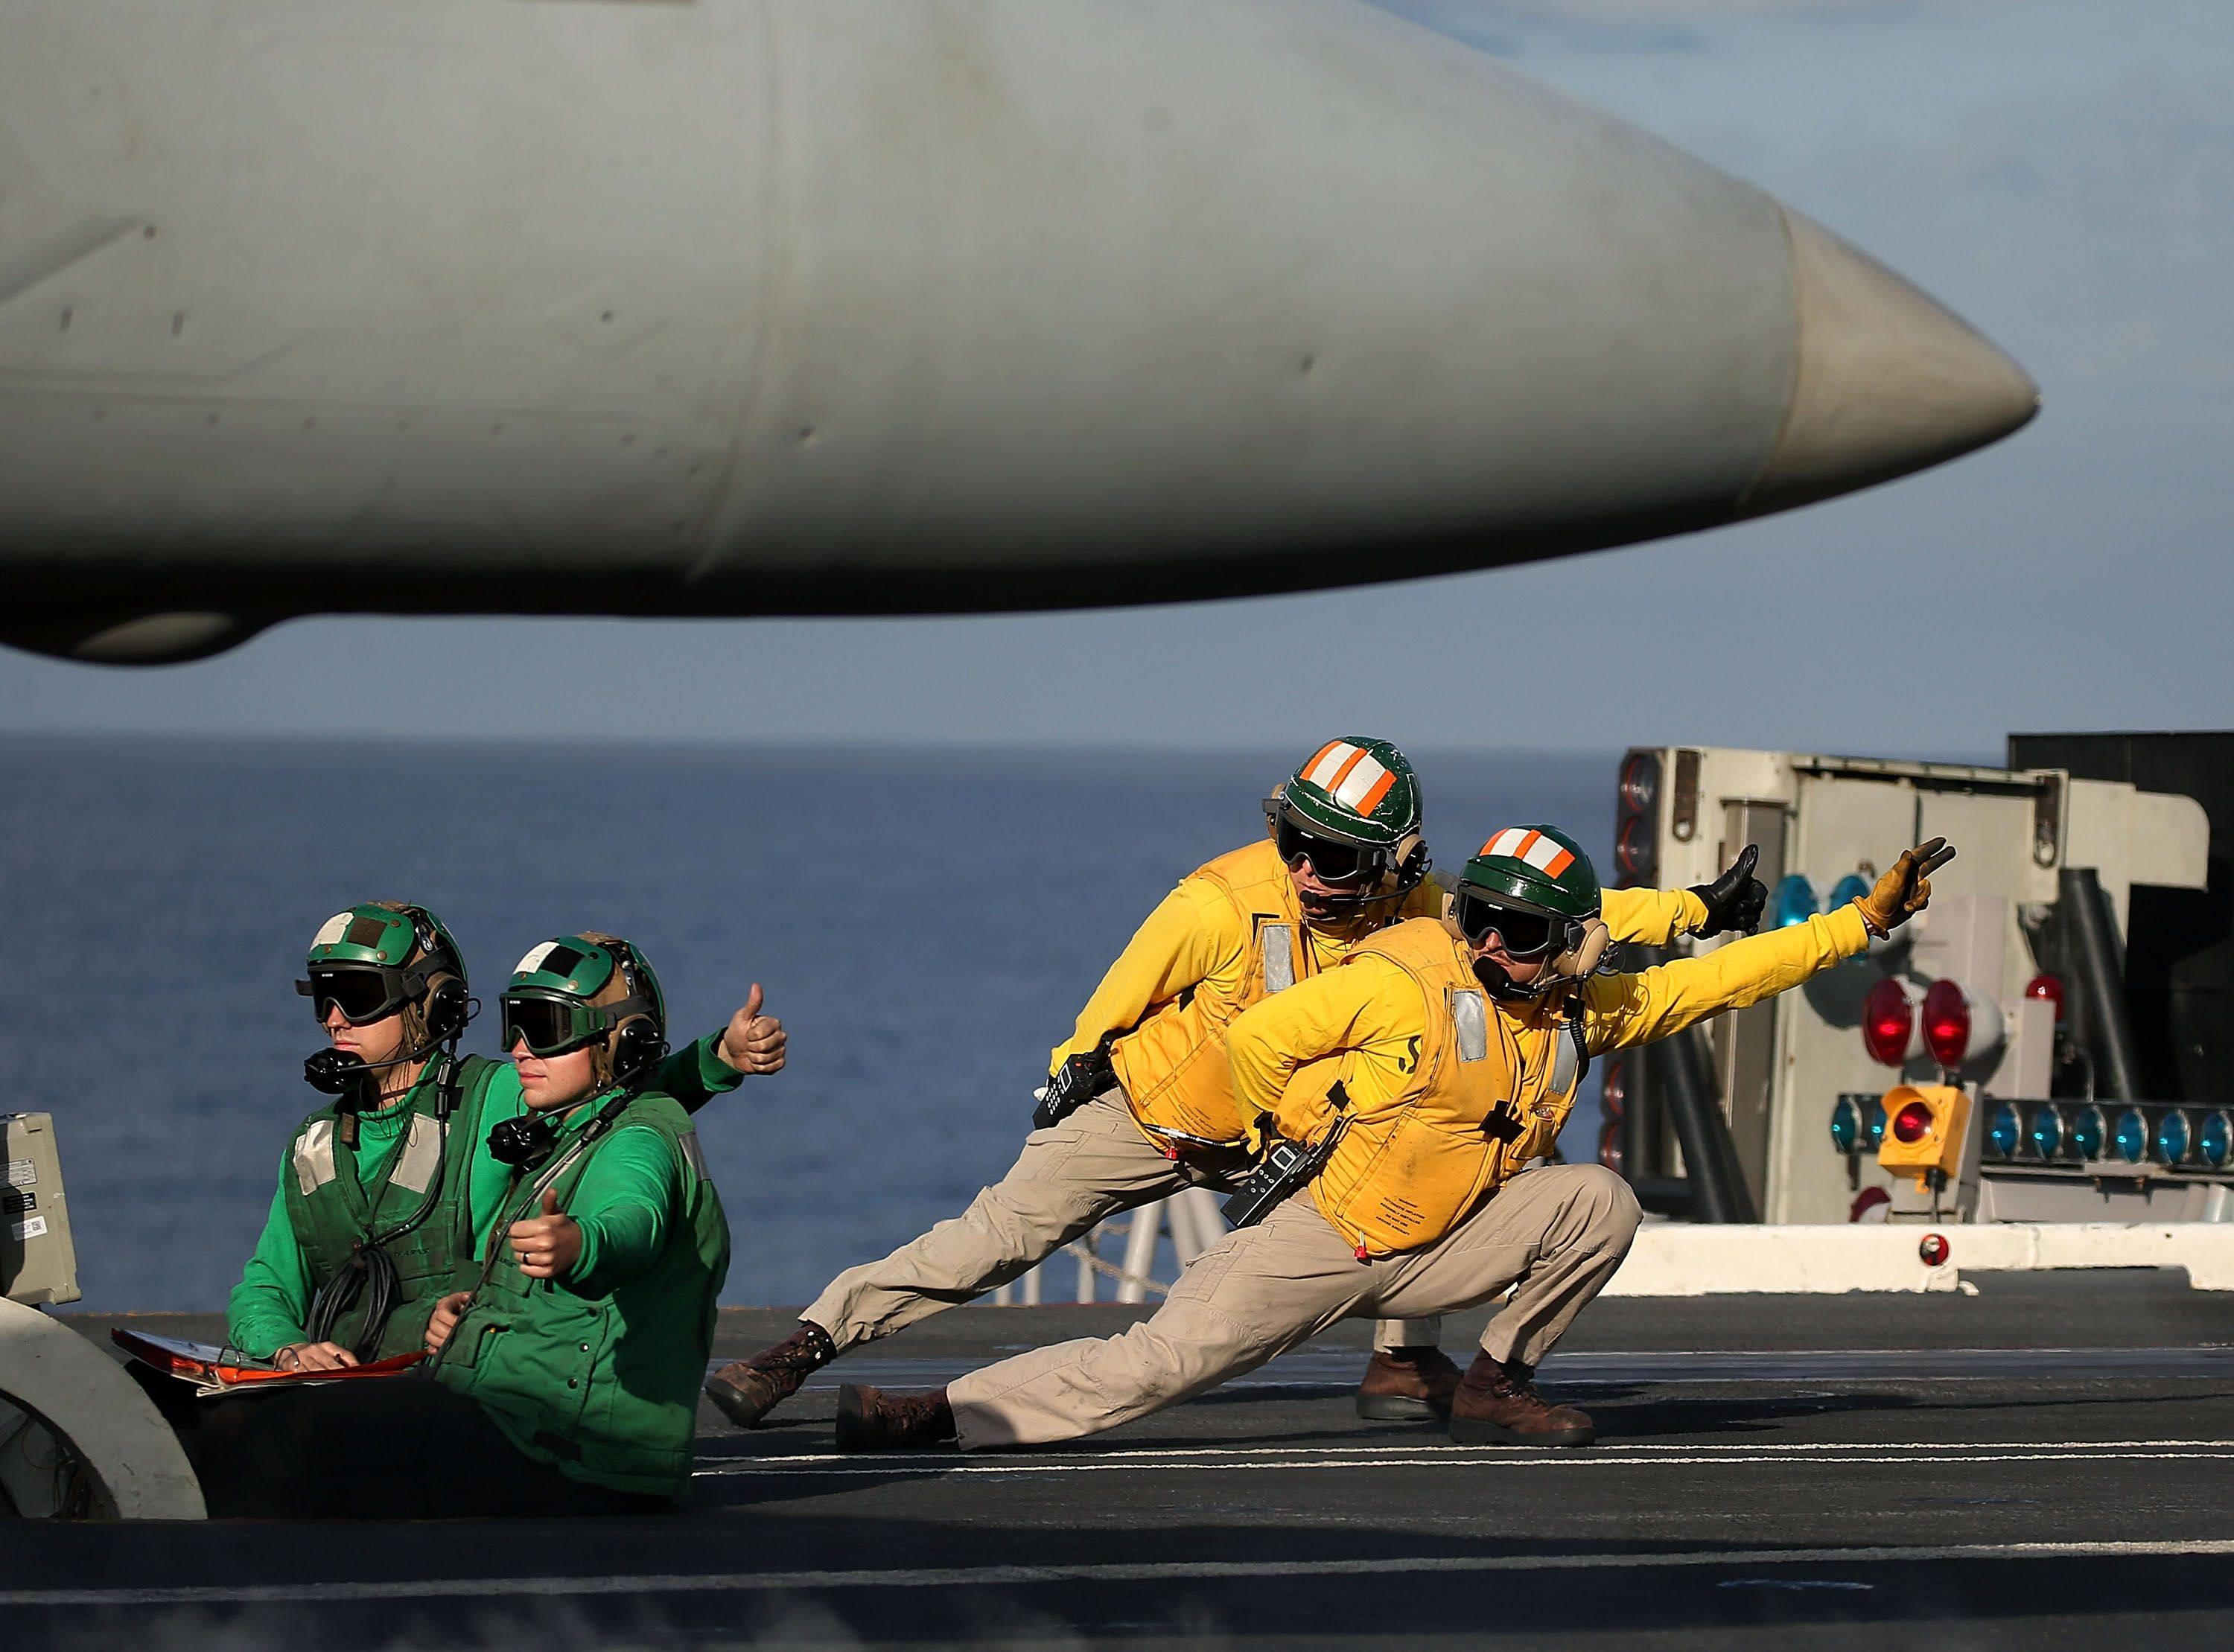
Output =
[{"x1": 1606, "y1": 1222, "x2": 2234, "y2": 1295}]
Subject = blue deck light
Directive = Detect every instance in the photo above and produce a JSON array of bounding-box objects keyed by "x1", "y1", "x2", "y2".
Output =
[
  {"x1": 2069, "y1": 1106, "x2": 2106, "y2": 1161},
  {"x1": 2153, "y1": 1110, "x2": 2192, "y2": 1166},
  {"x1": 2025, "y1": 1104, "x2": 2064, "y2": 1161},
  {"x1": 1986, "y1": 1102, "x2": 2021, "y2": 1160},
  {"x1": 1771, "y1": 875, "x2": 1818, "y2": 929},
  {"x1": 2200, "y1": 1112, "x2": 2232, "y2": 1170},
  {"x1": 2112, "y1": 1109, "x2": 2148, "y2": 1164},
  {"x1": 1830, "y1": 1097, "x2": 1862, "y2": 1154}
]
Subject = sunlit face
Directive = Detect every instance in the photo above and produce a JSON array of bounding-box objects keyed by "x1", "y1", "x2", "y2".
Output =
[
  {"x1": 512, "y1": 1036, "x2": 599, "y2": 1112},
  {"x1": 1284, "y1": 857, "x2": 1355, "y2": 925},
  {"x1": 323, "y1": 1001, "x2": 409, "y2": 1066}
]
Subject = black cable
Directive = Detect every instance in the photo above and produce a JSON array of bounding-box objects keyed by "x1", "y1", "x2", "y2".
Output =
[{"x1": 303, "y1": 1050, "x2": 462, "y2": 1357}]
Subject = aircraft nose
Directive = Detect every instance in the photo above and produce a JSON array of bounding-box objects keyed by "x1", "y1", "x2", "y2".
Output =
[{"x1": 1740, "y1": 208, "x2": 2039, "y2": 517}]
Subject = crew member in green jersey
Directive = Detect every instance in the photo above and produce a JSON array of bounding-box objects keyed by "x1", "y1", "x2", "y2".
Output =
[
  {"x1": 226, "y1": 902, "x2": 779, "y2": 1369},
  {"x1": 185, "y1": 933, "x2": 733, "y2": 1517}
]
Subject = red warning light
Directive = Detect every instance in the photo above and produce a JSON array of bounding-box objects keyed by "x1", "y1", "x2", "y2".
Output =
[
  {"x1": 1921, "y1": 979, "x2": 1973, "y2": 1069},
  {"x1": 2025, "y1": 973, "x2": 2066, "y2": 1024},
  {"x1": 1891, "y1": 1098, "x2": 1936, "y2": 1145},
  {"x1": 1862, "y1": 978, "x2": 1914, "y2": 1068},
  {"x1": 1919, "y1": 1233, "x2": 1951, "y2": 1267}
]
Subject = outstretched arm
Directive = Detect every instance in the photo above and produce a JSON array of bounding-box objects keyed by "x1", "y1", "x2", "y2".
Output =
[{"x1": 1581, "y1": 905, "x2": 1869, "y2": 1055}]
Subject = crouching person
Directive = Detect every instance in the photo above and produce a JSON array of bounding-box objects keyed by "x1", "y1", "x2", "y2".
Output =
[
  {"x1": 835, "y1": 829, "x2": 1953, "y2": 1455},
  {"x1": 192, "y1": 934, "x2": 729, "y2": 1518}
]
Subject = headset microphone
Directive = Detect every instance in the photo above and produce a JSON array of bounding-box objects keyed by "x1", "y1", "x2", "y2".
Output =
[{"x1": 302, "y1": 1044, "x2": 429, "y2": 1095}]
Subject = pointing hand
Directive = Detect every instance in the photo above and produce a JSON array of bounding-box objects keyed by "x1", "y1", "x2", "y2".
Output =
[
  {"x1": 1854, "y1": 838, "x2": 1957, "y2": 937},
  {"x1": 1690, "y1": 843, "x2": 1767, "y2": 937},
  {"x1": 508, "y1": 1186, "x2": 583, "y2": 1281},
  {"x1": 717, "y1": 982, "x2": 788, "y2": 1076}
]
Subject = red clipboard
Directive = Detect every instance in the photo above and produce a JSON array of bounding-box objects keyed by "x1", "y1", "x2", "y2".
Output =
[{"x1": 113, "y1": 1328, "x2": 425, "y2": 1394}]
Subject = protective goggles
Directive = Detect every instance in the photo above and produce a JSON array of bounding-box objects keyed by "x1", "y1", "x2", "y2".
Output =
[
  {"x1": 1274, "y1": 811, "x2": 1390, "y2": 887},
  {"x1": 1453, "y1": 892, "x2": 1581, "y2": 960},
  {"x1": 499, "y1": 993, "x2": 614, "y2": 1058},
  {"x1": 297, "y1": 965, "x2": 416, "y2": 1027}
]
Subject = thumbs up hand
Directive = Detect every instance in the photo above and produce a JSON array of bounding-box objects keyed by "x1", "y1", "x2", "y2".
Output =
[
  {"x1": 716, "y1": 981, "x2": 788, "y2": 1076},
  {"x1": 508, "y1": 1185, "x2": 583, "y2": 1280},
  {"x1": 1690, "y1": 843, "x2": 1768, "y2": 938}
]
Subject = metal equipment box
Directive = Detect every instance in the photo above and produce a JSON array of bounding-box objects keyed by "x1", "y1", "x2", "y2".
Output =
[{"x1": 3, "y1": 1113, "x2": 82, "y2": 1307}]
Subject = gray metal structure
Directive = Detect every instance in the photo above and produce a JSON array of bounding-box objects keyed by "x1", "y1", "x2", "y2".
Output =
[{"x1": 0, "y1": 0, "x2": 2037, "y2": 663}]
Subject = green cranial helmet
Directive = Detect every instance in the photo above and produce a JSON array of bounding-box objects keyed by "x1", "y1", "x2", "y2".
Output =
[
  {"x1": 1264, "y1": 737, "x2": 1430, "y2": 910},
  {"x1": 1453, "y1": 826, "x2": 1605, "y2": 999},
  {"x1": 296, "y1": 901, "x2": 468, "y2": 1033},
  {"x1": 500, "y1": 932, "x2": 668, "y2": 1088},
  {"x1": 1276, "y1": 737, "x2": 1423, "y2": 849},
  {"x1": 1457, "y1": 826, "x2": 1603, "y2": 921}
]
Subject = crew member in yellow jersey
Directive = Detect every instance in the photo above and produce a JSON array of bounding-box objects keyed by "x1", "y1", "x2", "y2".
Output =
[
  {"x1": 830, "y1": 829, "x2": 1953, "y2": 1452},
  {"x1": 708, "y1": 742, "x2": 1762, "y2": 1429}
]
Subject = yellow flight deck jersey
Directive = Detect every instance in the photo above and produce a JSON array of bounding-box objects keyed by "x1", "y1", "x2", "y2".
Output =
[
  {"x1": 1227, "y1": 903, "x2": 1871, "y2": 1257},
  {"x1": 1050, "y1": 838, "x2": 1710, "y2": 1149}
]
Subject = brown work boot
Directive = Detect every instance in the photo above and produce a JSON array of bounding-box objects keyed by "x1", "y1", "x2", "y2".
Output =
[
  {"x1": 1448, "y1": 1352, "x2": 1595, "y2": 1447},
  {"x1": 704, "y1": 1321, "x2": 835, "y2": 1429},
  {"x1": 1355, "y1": 1346, "x2": 1464, "y2": 1420},
  {"x1": 836, "y1": 1385, "x2": 956, "y2": 1452}
]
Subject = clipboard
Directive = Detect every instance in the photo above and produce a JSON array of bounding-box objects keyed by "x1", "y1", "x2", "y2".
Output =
[{"x1": 112, "y1": 1329, "x2": 425, "y2": 1396}]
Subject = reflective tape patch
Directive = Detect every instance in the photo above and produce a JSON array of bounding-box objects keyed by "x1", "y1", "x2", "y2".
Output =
[
  {"x1": 388, "y1": 1114, "x2": 442, "y2": 1195},
  {"x1": 1260, "y1": 924, "x2": 1296, "y2": 995},
  {"x1": 1480, "y1": 828, "x2": 1576, "y2": 878},
  {"x1": 311, "y1": 911, "x2": 353, "y2": 948},
  {"x1": 676, "y1": 1130, "x2": 709, "y2": 1181},
  {"x1": 1448, "y1": 989, "x2": 1489, "y2": 1062},
  {"x1": 515, "y1": 940, "x2": 564, "y2": 976},
  {"x1": 1302, "y1": 742, "x2": 1396, "y2": 817},
  {"x1": 292, "y1": 1119, "x2": 338, "y2": 1196},
  {"x1": 1550, "y1": 1027, "x2": 1580, "y2": 1097}
]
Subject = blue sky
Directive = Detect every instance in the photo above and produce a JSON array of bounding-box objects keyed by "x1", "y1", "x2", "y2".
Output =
[{"x1": 4, "y1": 0, "x2": 2228, "y2": 757}]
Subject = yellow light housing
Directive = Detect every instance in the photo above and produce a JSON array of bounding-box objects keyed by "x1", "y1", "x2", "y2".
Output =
[{"x1": 1875, "y1": 1083, "x2": 1971, "y2": 1188}]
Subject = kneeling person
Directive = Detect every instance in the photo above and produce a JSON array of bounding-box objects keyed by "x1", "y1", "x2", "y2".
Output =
[
  {"x1": 193, "y1": 934, "x2": 728, "y2": 1518},
  {"x1": 834, "y1": 829, "x2": 1951, "y2": 1452}
]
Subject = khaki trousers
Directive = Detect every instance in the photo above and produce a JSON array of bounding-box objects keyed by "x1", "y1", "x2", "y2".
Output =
[
  {"x1": 948, "y1": 1163, "x2": 1642, "y2": 1450},
  {"x1": 803, "y1": 1091, "x2": 1442, "y2": 1356}
]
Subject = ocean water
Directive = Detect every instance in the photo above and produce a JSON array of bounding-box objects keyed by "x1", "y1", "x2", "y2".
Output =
[{"x1": 0, "y1": 736, "x2": 1620, "y2": 1312}]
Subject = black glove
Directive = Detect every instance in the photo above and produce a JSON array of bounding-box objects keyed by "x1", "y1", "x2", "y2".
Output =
[{"x1": 1690, "y1": 843, "x2": 1766, "y2": 938}]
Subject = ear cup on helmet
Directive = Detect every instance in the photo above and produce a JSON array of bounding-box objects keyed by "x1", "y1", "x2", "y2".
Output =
[
  {"x1": 419, "y1": 972, "x2": 470, "y2": 1044},
  {"x1": 608, "y1": 1014, "x2": 666, "y2": 1088},
  {"x1": 1549, "y1": 917, "x2": 1611, "y2": 982}
]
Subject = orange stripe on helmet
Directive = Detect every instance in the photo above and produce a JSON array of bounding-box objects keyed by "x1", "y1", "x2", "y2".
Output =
[
  {"x1": 1326, "y1": 744, "x2": 1369, "y2": 796},
  {"x1": 1302, "y1": 740, "x2": 1349, "y2": 787},
  {"x1": 1354, "y1": 769, "x2": 1396, "y2": 816},
  {"x1": 1540, "y1": 844, "x2": 1576, "y2": 877}
]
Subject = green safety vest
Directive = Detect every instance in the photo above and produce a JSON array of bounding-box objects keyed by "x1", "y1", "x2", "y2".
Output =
[
  {"x1": 433, "y1": 1090, "x2": 729, "y2": 1499},
  {"x1": 281, "y1": 1056, "x2": 501, "y2": 1362}
]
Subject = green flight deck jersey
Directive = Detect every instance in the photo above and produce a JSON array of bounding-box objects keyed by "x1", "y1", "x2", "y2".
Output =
[
  {"x1": 228, "y1": 1035, "x2": 742, "y2": 1363},
  {"x1": 433, "y1": 1087, "x2": 730, "y2": 1499}
]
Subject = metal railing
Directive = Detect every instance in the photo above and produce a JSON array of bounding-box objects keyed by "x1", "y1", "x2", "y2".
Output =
[{"x1": 987, "y1": 1187, "x2": 1229, "y2": 1305}]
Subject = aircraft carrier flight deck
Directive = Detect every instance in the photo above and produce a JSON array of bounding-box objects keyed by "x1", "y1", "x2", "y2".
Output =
[{"x1": 11, "y1": 1276, "x2": 2233, "y2": 1650}]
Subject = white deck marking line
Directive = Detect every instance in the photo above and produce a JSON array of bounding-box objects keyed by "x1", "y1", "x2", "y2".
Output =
[
  {"x1": 695, "y1": 1438, "x2": 2234, "y2": 1467},
  {"x1": 692, "y1": 1447, "x2": 2234, "y2": 1479},
  {"x1": 9, "y1": 1538, "x2": 2233, "y2": 1608}
]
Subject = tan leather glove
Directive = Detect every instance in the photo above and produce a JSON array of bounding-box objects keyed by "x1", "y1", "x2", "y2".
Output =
[{"x1": 1853, "y1": 838, "x2": 1957, "y2": 937}]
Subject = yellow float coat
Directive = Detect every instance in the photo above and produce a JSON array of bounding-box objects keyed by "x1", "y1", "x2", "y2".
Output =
[
  {"x1": 1227, "y1": 904, "x2": 1871, "y2": 1255},
  {"x1": 1051, "y1": 838, "x2": 1709, "y2": 1146}
]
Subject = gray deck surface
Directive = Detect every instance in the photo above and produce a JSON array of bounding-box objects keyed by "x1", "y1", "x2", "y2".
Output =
[{"x1": 9, "y1": 1272, "x2": 2234, "y2": 1648}]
